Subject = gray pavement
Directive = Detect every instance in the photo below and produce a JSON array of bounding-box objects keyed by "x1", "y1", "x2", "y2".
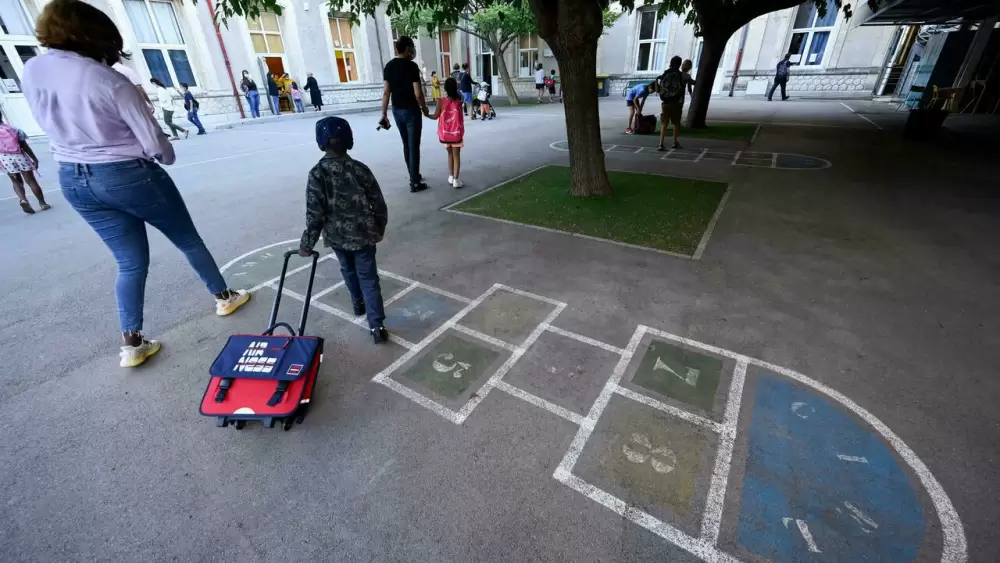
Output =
[{"x1": 1, "y1": 97, "x2": 998, "y2": 563}]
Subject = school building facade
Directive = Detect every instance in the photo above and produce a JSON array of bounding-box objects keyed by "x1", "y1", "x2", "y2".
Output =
[{"x1": 0, "y1": 0, "x2": 905, "y2": 136}]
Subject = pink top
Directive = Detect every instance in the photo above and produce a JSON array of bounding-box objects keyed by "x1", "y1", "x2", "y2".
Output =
[
  {"x1": 291, "y1": 88, "x2": 302, "y2": 100},
  {"x1": 22, "y1": 49, "x2": 175, "y2": 165}
]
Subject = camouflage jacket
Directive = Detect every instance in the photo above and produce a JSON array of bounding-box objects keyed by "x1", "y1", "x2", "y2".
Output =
[{"x1": 300, "y1": 153, "x2": 387, "y2": 252}]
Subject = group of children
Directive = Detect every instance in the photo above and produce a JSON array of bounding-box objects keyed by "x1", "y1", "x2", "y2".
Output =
[
  {"x1": 625, "y1": 56, "x2": 696, "y2": 151},
  {"x1": 298, "y1": 75, "x2": 471, "y2": 343}
]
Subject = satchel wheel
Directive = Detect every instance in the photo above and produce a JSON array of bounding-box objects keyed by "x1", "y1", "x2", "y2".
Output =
[
  {"x1": 234, "y1": 420, "x2": 246, "y2": 430},
  {"x1": 282, "y1": 419, "x2": 293, "y2": 431},
  {"x1": 294, "y1": 415, "x2": 305, "y2": 424}
]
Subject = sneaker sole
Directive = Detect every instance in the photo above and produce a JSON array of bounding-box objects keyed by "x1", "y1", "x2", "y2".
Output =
[
  {"x1": 216, "y1": 292, "x2": 252, "y2": 316},
  {"x1": 120, "y1": 341, "x2": 162, "y2": 368}
]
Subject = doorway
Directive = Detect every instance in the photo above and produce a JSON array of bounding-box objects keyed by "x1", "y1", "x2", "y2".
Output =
[{"x1": 0, "y1": 42, "x2": 42, "y2": 136}]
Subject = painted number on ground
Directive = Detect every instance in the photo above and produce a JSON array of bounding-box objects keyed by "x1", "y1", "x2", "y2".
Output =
[
  {"x1": 621, "y1": 432, "x2": 677, "y2": 474},
  {"x1": 432, "y1": 353, "x2": 472, "y2": 379}
]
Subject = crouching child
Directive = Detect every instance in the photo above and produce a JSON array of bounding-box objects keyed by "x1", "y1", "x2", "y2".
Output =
[{"x1": 299, "y1": 116, "x2": 390, "y2": 343}]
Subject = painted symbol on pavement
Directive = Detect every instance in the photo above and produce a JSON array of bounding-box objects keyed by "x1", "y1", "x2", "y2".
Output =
[
  {"x1": 653, "y1": 356, "x2": 700, "y2": 387},
  {"x1": 841, "y1": 501, "x2": 879, "y2": 533},
  {"x1": 432, "y1": 353, "x2": 472, "y2": 379},
  {"x1": 621, "y1": 433, "x2": 677, "y2": 474},
  {"x1": 782, "y1": 518, "x2": 822, "y2": 553},
  {"x1": 790, "y1": 401, "x2": 814, "y2": 419},
  {"x1": 401, "y1": 306, "x2": 435, "y2": 322}
]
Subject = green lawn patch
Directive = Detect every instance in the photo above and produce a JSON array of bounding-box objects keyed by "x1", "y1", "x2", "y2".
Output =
[
  {"x1": 451, "y1": 165, "x2": 728, "y2": 256},
  {"x1": 656, "y1": 122, "x2": 759, "y2": 141}
]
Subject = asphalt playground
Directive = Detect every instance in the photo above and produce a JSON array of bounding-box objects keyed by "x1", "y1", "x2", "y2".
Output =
[{"x1": 1, "y1": 97, "x2": 997, "y2": 563}]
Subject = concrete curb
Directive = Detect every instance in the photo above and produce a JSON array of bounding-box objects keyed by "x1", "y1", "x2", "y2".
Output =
[{"x1": 212, "y1": 103, "x2": 383, "y2": 131}]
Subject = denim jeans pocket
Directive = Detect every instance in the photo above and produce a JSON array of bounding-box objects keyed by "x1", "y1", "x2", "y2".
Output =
[{"x1": 93, "y1": 164, "x2": 167, "y2": 212}]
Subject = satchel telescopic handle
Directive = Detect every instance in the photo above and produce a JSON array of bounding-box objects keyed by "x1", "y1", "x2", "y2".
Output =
[{"x1": 267, "y1": 250, "x2": 320, "y2": 336}]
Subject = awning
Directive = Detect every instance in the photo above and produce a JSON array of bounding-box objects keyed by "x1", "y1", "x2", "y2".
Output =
[{"x1": 864, "y1": 0, "x2": 1000, "y2": 25}]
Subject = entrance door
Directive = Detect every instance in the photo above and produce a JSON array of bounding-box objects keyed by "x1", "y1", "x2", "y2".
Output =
[{"x1": 0, "y1": 43, "x2": 42, "y2": 136}]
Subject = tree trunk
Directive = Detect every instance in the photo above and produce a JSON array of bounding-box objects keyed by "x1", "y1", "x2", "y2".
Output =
[
  {"x1": 530, "y1": 0, "x2": 611, "y2": 197},
  {"x1": 494, "y1": 46, "x2": 520, "y2": 105},
  {"x1": 685, "y1": 33, "x2": 728, "y2": 129}
]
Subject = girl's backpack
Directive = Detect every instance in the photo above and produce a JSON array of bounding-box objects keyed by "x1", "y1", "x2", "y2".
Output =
[
  {"x1": 438, "y1": 98, "x2": 464, "y2": 144},
  {"x1": 0, "y1": 124, "x2": 21, "y2": 154},
  {"x1": 545, "y1": 76, "x2": 555, "y2": 87}
]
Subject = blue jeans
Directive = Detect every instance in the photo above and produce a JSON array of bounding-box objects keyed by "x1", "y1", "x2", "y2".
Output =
[
  {"x1": 59, "y1": 160, "x2": 228, "y2": 332},
  {"x1": 186, "y1": 108, "x2": 206, "y2": 133},
  {"x1": 293, "y1": 99, "x2": 305, "y2": 113},
  {"x1": 270, "y1": 94, "x2": 281, "y2": 115},
  {"x1": 333, "y1": 247, "x2": 385, "y2": 329},
  {"x1": 391, "y1": 107, "x2": 422, "y2": 185},
  {"x1": 246, "y1": 90, "x2": 261, "y2": 118}
]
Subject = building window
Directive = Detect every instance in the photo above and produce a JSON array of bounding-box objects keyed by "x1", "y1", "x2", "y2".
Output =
[
  {"x1": 438, "y1": 30, "x2": 452, "y2": 75},
  {"x1": 328, "y1": 17, "x2": 358, "y2": 82},
  {"x1": 635, "y1": 9, "x2": 668, "y2": 72},
  {"x1": 123, "y1": 0, "x2": 196, "y2": 87},
  {"x1": 248, "y1": 12, "x2": 285, "y2": 55},
  {"x1": 0, "y1": 0, "x2": 33, "y2": 36},
  {"x1": 789, "y1": 0, "x2": 838, "y2": 66},
  {"x1": 479, "y1": 37, "x2": 494, "y2": 79},
  {"x1": 518, "y1": 33, "x2": 539, "y2": 77}
]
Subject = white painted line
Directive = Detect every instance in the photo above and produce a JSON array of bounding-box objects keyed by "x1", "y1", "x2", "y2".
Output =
[
  {"x1": 252, "y1": 254, "x2": 334, "y2": 292},
  {"x1": 692, "y1": 149, "x2": 709, "y2": 163},
  {"x1": 383, "y1": 281, "x2": 420, "y2": 307},
  {"x1": 452, "y1": 323, "x2": 519, "y2": 352},
  {"x1": 750, "y1": 123, "x2": 762, "y2": 144},
  {"x1": 604, "y1": 144, "x2": 618, "y2": 152},
  {"x1": 691, "y1": 186, "x2": 732, "y2": 261},
  {"x1": 220, "y1": 239, "x2": 299, "y2": 272},
  {"x1": 749, "y1": 356, "x2": 967, "y2": 562},
  {"x1": 494, "y1": 283, "x2": 568, "y2": 308},
  {"x1": 554, "y1": 473, "x2": 740, "y2": 563},
  {"x1": 837, "y1": 454, "x2": 869, "y2": 463},
  {"x1": 416, "y1": 282, "x2": 474, "y2": 304},
  {"x1": 663, "y1": 149, "x2": 675, "y2": 159},
  {"x1": 640, "y1": 326, "x2": 749, "y2": 362},
  {"x1": 554, "y1": 326, "x2": 646, "y2": 481},
  {"x1": 311, "y1": 281, "x2": 345, "y2": 301},
  {"x1": 614, "y1": 386, "x2": 722, "y2": 433},
  {"x1": 454, "y1": 302, "x2": 567, "y2": 424},
  {"x1": 171, "y1": 142, "x2": 316, "y2": 169},
  {"x1": 840, "y1": 102, "x2": 883, "y2": 130},
  {"x1": 494, "y1": 380, "x2": 585, "y2": 425},
  {"x1": 700, "y1": 359, "x2": 748, "y2": 544},
  {"x1": 545, "y1": 325, "x2": 625, "y2": 355},
  {"x1": 370, "y1": 284, "x2": 502, "y2": 424},
  {"x1": 730, "y1": 151, "x2": 743, "y2": 165},
  {"x1": 770, "y1": 152, "x2": 778, "y2": 169},
  {"x1": 376, "y1": 375, "x2": 463, "y2": 424},
  {"x1": 377, "y1": 269, "x2": 416, "y2": 284},
  {"x1": 442, "y1": 164, "x2": 550, "y2": 211},
  {"x1": 268, "y1": 282, "x2": 416, "y2": 349},
  {"x1": 443, "y1": 209, "x2": 694, "y2": 260}
]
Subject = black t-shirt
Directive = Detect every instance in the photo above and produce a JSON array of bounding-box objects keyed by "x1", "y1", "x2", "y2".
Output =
[{"x1": 383, "y1": 57, "x2": 421, "y2": 110}]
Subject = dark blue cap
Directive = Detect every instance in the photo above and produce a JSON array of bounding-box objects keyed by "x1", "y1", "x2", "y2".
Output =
[{"x1": 316, "y1": 116, "x2": 354, "y2": 151}]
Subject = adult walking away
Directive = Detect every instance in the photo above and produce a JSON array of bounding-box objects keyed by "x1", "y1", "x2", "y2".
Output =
[
  {"x1": 459, "y1": 63, "x2": 477, "y2": 119},
  {"x1": 656, "y1": 56, "x2": 685, "y2": 151},
  {"x1": 304, "y1": 72, "x2": 322, "y2": 111},
  {"x1": 23, "y1": 0, "x2": 251, "y2": 368},
  {"x1": 150, "y1": 78, "x2": 188, "y2": 139},
  {"x1": 266, "y1": 71, "x2": 281, "y2": 115},
  {"x1": 380, "y1": 35, "x2": 429, "y2": 192},
  {"x1": 180, "y1": 83, "x2": 206, "y2": 135},
  {"x1": 534, "y1": 63, "x2": 545, "y2": 102},
  {"x1": 0, "y1": 115, "x2": 49, "y2": 214},
  {"x1": 769, "y1": 53, "x2": 791, "y2": 101},
  {"x1": 240, "y1": 70, "x2": 261, "y2": 118}
]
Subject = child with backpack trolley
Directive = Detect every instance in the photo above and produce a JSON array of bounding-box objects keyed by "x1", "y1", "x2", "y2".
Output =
[
  {"x1": 0, "y1": 115, "x2": 49, "y2": 214},
  {"x1": 425, "y1": 77, "x2": 465, "y2": 188}
]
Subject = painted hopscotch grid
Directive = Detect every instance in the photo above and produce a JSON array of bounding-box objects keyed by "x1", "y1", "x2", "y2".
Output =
[
  {"x1": 548, "y1": 141, "x2": 833, "y2": 170},
  {"x1": 234, "y1": 241, "x2": 965, "y2": 563}
]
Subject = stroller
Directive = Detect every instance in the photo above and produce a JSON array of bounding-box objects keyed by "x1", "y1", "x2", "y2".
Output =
[{"x1": 472, "y1": 83, "x2": 496, "y2": 120}]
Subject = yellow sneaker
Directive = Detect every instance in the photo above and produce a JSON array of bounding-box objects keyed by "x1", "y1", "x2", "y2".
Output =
[
  {"x1": 216, "y1": 289, "x2": 251, "y2": 316},
  {"x1": 120, "y1": 339, "x2": 161, "y2": 368}
]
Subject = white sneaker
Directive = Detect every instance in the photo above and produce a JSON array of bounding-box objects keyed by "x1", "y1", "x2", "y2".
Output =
[
  {"x1": 120, "y1": 338, "x2": 161, "y2": 368},
  {"x1": 448, "y1": 175, "x2": 454, "y2": 185},
  {"x1": 216, "y1": 289, "x2": 251, "y2": 316},
  {"x1": 452, "y1": 178, "x2": 464, "y2": 188}
]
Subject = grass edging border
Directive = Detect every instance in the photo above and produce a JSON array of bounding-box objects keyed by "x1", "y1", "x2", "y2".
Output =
[{"x1": 441, "y1": 164, "x2": 731, "y2": 261}]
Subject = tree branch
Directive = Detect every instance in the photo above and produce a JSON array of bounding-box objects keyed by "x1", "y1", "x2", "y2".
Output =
[{"x1": 455, "y1": 23, "x2": 490, "y2": 43}]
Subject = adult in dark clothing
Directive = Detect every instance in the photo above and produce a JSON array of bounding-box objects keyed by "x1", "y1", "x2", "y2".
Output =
[
  {"x1": 768, "y1": 53, "x2": 791, "y2": 101},
  {"x1": 304, "y1": 72, "x2": 323, "y2": 111},
  {"x1": 459, "y1": 62, "x2": 478, "y2": 119},
  {"x1": 266, "y1": 71, "x2": 281, "y2": 115},
  {"x1": 380, "y1": 36, "x2": 429, "y2": 192},
  {"x1": 240, "y1": 70, "x2": 260, "y2": 118}
]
